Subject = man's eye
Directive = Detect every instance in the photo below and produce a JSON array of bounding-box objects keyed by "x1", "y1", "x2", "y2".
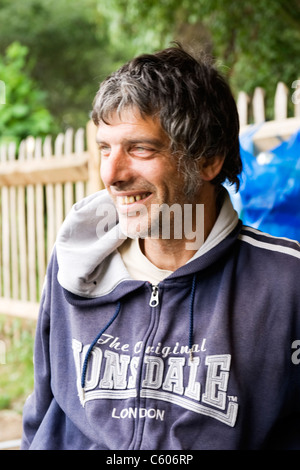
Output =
[
  {"x1": 131, "y1": 146, "x2": 154, "y2": 156},
  {"x1": 99, "y1": 146, "x2": 110, "y2": 157}
]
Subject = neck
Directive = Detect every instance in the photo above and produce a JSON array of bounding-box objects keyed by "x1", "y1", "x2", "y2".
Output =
[{"x1": 140, "y1": 184, "x2": 220, "y2": 271}]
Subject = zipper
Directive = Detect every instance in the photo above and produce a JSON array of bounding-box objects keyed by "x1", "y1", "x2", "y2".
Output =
[
  {"x1": 132, "y1": 283, "x2": 159, "y2": 449},
  {"x1": 149, "y1": 284, "x2": 159, "y2": 307}
]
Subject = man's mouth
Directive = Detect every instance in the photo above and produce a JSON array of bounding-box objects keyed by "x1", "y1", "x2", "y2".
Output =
[{"x1": 117, "y1": 192, "x2": 152, "y2": 205}]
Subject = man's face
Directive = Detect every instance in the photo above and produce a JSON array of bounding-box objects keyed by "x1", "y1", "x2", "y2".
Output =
[{"x1": 97, "y1": 108, "x2": 201, "y2": 238}]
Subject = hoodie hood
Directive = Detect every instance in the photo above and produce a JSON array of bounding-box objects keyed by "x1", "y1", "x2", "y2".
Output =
[{"x1": 56, "y1": 188, "x2": 240, "y2": 298}]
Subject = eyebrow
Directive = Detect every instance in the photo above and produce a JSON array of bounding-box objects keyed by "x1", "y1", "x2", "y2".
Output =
[{"x1": 96, "y1": 137, "x2": 167, "y2": 149}]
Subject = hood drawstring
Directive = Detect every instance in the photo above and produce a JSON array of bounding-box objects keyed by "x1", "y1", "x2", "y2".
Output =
[
  {"x1": 80, "y1": 274, "x2": 197, "y2": 392},
  {"x1": 189, "y1": 274, "x2": 197, "y2": 362},
  {"x1": 81, "y1": 302, "x2": 122, "y2": 390}
]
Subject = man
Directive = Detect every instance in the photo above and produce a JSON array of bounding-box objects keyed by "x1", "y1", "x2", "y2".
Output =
[{"x1": 21, "y1": 45, "x2": 300, "y2": 450}]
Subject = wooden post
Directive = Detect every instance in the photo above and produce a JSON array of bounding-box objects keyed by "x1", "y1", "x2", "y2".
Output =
[
  {"x1": 64, "y1": 128, "x2": 75, "y2": 214},
  {"x1": 18, "y1": 141, "x2": 28, "y2": 301},
  {"x1": 8, "y1": 142, "x2": 18, "y2": 300},
  {"x1": 252, "y1": 87, "x2": 266, "y2": 123},
  {"x1": 26, "y1": 136, "x2": 37, "y2": 302},
  {"x1": 237, "y1": 91, "x2": 250, "y2": 127},
  {"x1": 0, "y1": 143, "x2": 10, "y2": 298},
  {"x1": 74, "y1": 128, "x2": 86, "y2": 202},
  {"x1": 35, "y1": 137, "x2": 46, "y2": 297},
  {"x1": 86, "y1": 120, "x2": 104, "y2": 194},
  {"x1": 274, "y1": 82, "x2": 288, "y2": 121}
]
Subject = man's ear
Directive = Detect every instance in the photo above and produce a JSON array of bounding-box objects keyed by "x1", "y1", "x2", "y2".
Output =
[{"x1": 199, "y1": 155, "x2": 225, "y2": 181}]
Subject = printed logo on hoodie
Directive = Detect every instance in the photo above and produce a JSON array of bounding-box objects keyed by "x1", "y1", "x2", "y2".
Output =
[{"x1": 72, "y1": 334, "x2": 239, "y2": 428}]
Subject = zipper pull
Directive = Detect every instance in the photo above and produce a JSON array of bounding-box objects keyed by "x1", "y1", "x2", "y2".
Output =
[{"x1": 149, "y1": 284, "x2": 159, "y2": 307}]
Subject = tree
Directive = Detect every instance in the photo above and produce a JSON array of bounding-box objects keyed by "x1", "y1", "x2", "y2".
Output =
[
  {"x1": 0, "y1": 42, "x2": 56, "y2": 144},
  {"x1": 0, "y1": 0, "x2": 127, "y2": 130},
  {"x1": 1, "y1": 0, "x2": 299, "y2": 135},
  {"x1": 99, "y1": 0, "x2": 300, "y2": 119}
]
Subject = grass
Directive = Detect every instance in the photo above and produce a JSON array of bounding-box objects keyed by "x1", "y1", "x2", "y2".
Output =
[{"x1": 0, "y1": 315, "x2": 35, "y2": 413}]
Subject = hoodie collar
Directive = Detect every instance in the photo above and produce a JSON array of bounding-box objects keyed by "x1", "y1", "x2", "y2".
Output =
[{"x1": 188, "y1": 189, "x2": 239, "y2": 262}]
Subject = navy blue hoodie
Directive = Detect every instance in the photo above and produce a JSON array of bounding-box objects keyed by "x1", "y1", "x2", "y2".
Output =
[{"x1": 21, "y1": 189, "x2": 300, "y2": 450}]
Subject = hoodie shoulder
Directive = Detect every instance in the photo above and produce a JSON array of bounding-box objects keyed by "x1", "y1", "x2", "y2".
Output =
[{"x1": 239, "y1": 226, "x2": 300, "y2": 260}]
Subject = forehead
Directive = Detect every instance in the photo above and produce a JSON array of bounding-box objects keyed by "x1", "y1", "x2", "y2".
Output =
[{"x1": 96, "y1": 108, "x2": 169, "y2": 145}]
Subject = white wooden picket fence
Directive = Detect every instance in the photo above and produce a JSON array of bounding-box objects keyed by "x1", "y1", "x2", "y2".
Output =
[
  {"x1": 237, "y1": 80, "x2": 300, "y2": 150},
  {"x1": 0, "y1": 80, "x2": 300, "y2": 321},
  {"x1": 0, "y1": 120, "x2": 102, "y2": 319}
]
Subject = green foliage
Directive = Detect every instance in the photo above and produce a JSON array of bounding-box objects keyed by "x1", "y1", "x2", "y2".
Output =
[
  {"x1": 99, "y1": 0, "x2": 179, "y2": 53},
  {"x1": 0, "y1": 41, "x2": 56, "y2": 144},
  {"x1": 0, "y1": 0, "x2": 125, "y2": 131},
  {"x1": 99, "y1": 0, "x2": 300, "y2": 120},
  {"x1": 0, "y1": 316, "x2": 35, "y2": 412},
  {"x1": 0, "y1": 0, "x2": 300, "y2": 137}
]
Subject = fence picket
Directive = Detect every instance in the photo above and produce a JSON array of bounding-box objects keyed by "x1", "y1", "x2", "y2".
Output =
[
  {"x1": 252, "y1": 87, "x2": 266, "y2": 123},
  {"x1": 18, "y1": 141, "x2": 28, "y2": 301},
  {"x1": 75, "y1": 128, "x2": 86, "y2": 202},
  {"x1": 44, "y1": 136, "x2": 56, "y2": 261},
  {"x1": 64, "y1": 128, "x2": 75, "y2": 215},
  {"x1": 35, "y1": 137, "x2": 46, "y2": 297},
  {"x1": 26, "y1": 137, "x2": 37, "y2": 302},
  {"x1": 0, "y1": 144, "x2": 10, "y2": 299},
  {"x1": 274, "y1": 82, "x2": 289, "y2": 121},
  {"x1": 237, "y1": 91, "x2": 249, "y2": 127},
  {"x1": 54, "y1": 133, "x2": 64, "y2": 235},
  {"x1": 7, "y1": 143, "x2": 18, "y2": 300}
]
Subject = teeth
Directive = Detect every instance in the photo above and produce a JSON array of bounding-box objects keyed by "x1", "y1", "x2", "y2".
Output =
[{"x1": 118, "y1": 193, "x2": 150, "y2": 205}]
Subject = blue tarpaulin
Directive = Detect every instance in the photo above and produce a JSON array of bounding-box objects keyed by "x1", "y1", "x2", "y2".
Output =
[{"x1": 229, "y1": 126, "x2": 300, "y2": 241}]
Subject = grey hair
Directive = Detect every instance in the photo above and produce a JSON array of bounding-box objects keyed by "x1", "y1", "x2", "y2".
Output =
[{"x1": 92, "y1": 44, "x2": 242, "y2": 197}]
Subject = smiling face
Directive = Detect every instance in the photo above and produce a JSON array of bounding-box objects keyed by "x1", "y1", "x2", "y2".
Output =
[{"x1": 97, "y1": 108, "x2": 210, "y2": 240}]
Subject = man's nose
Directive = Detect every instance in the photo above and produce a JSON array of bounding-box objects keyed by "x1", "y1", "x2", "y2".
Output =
[{"x1": 100, "y1": 147, "x2": 132, "y2": 187}]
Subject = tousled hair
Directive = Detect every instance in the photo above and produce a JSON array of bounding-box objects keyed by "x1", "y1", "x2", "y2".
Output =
[{"x1": 92, "y1": 44, "x2": 242, "y2": 195}]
